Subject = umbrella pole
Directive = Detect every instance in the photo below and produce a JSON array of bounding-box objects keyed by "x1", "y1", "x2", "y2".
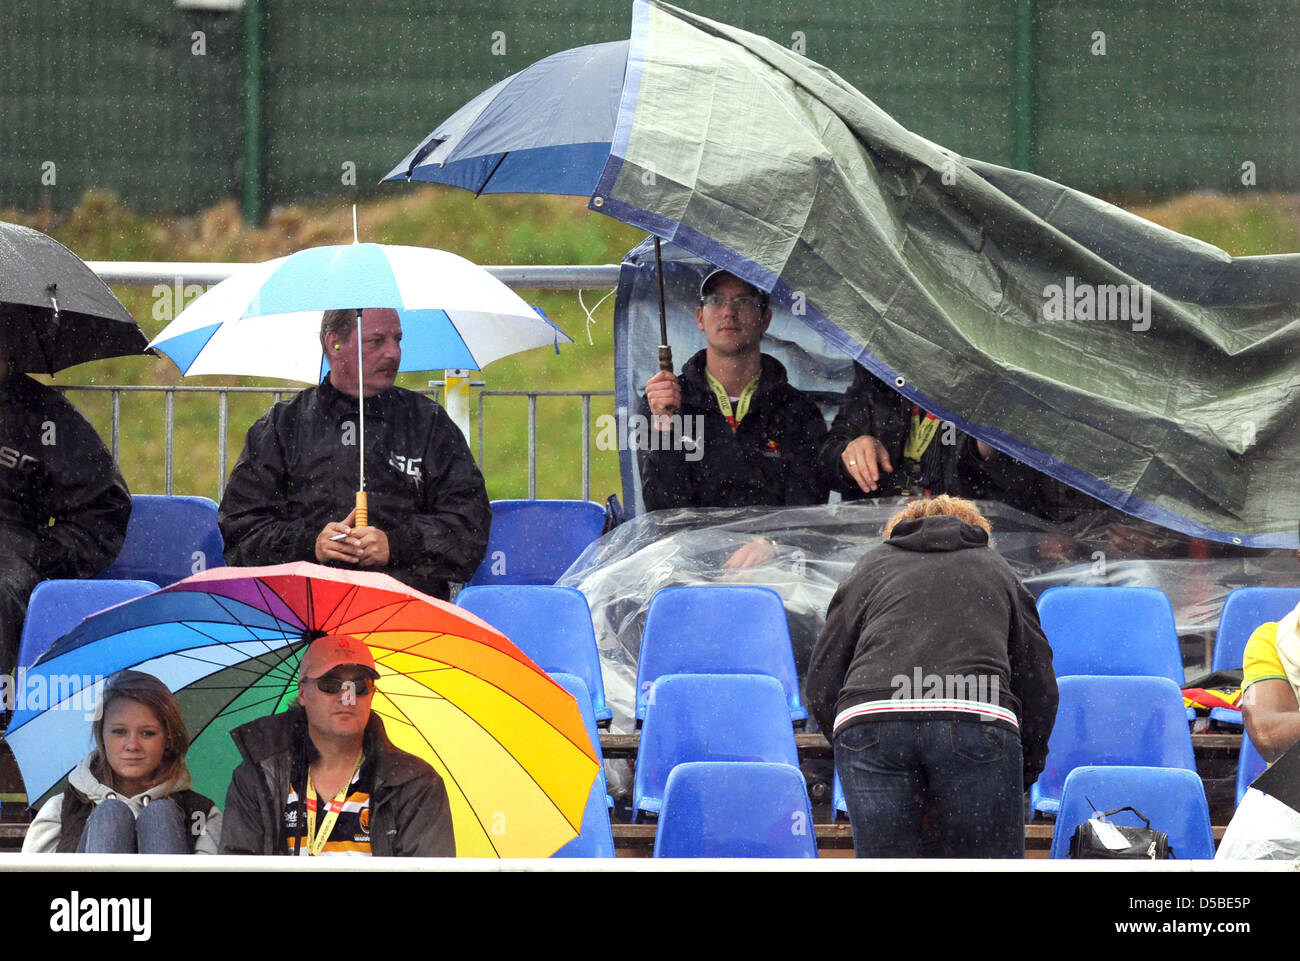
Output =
[
  {"x1": 355, "y1": 309, "x2": 368, "y2": 528},
  {"x1": 653, "y1": 237, "x2": 675, "y2": 415}
]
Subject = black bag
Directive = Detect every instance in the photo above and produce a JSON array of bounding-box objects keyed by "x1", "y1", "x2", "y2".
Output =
[{"x1": 1067, "y1": 801, "x2": 1174, "y2": 859}]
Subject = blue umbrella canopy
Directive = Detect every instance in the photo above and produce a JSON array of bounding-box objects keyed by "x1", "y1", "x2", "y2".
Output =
[
  {"x1": 148, "y1": 243, "x2": 570, "y2": 382},
  {"x1": 383, "y1": 40, "x2": 627, "y2": 196}
]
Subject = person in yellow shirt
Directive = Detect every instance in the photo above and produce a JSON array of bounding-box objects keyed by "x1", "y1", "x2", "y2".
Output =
[{"x1": 1241, "y1": 602, "x2": 1300, "y2": 762}]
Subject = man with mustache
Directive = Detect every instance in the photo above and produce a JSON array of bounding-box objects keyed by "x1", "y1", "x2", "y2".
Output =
[{"x1": 219, "y1": 308, "x2": 491, "y2": 600}]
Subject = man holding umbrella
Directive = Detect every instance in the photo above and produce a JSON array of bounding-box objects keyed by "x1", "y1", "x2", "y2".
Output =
[
  {"x1": 638, "y1": 269, "x2": 827, "y2": 564},
  {"x1": 0, "y1": 336, "x2": 132, "y2": 673},
  {"x1": 219, "y1": 308, "x2": 491, "y2": 601}
]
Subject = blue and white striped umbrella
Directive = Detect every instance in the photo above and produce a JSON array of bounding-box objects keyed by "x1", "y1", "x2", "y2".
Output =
[{"x1": 148, "y1": 243, "x2": 571, "y2": 382}]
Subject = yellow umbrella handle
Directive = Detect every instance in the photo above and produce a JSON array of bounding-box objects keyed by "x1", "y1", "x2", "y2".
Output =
[{"x1": 355, "y1": 490, "x2": 368, "y2": 529}]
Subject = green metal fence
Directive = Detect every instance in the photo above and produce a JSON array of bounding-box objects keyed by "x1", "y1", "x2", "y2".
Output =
[{"x1": 3, "y1": 0, "x2": 1296, "y2": 220}]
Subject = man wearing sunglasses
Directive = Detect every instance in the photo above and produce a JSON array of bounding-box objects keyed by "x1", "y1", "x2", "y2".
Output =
[
  {"x1": 220, "y1": 634, "x2": 454, "y2": 857},
  {"x1": 638, "y1": 269, "x2": 827, "y2": 566}
]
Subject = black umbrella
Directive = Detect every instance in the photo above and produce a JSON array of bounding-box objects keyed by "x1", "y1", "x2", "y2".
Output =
[{"x1": 0, "y1": 221, "x2": 146, "y2": 374}]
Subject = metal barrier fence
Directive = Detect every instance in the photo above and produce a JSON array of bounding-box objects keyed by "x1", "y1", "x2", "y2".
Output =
[
  {"x1": 477, "y1": 390, "x2": 614, "y2": 502},
  {"x1": 58, "y1": 384, "x2": 616, "y2": 502}
]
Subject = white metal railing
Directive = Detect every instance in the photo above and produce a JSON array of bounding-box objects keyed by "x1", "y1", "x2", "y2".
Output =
[
  {"x1": 60, "y1": 383, "x2": 616, "y2": 502},
  {"x1": 87, "y1": 262, "x2": 623, "y2": 288}
]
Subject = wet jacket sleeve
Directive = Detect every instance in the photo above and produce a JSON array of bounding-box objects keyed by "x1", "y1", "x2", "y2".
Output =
[
  {"x1": 807, "y1": 559, "x2": 872, "y2": 737},
  {"x1": 219, "y1": 413, "x2": 321, "y2": 568},
  {"x1": 32, "y1": 416, "x2": 132, "y2": 580},
  {"x1": 635, "y1": 391, "x2": 696, "y2": 511},
  {"x1": 382, "y1": 414, "x2": 491, "y2": 584},
  {"x1": 817, "y1": 365, "x2": 902, "y2": 497},
  {"x1": 783, "y1": 394, "x2": 829, "y2": 506},
  {"x1": 388, "y1": 768, "x2": 456, "y2": 857},
  {"x1": 219, "y1": 761, "x2": 276, "y2": 856},
  {"x1": 1006, "y1": 577, "x2": 1058, "y2": 786}
]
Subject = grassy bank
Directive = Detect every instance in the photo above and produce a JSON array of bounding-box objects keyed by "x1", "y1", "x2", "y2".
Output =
[{"x1": 4, "y1": 188, "x2": 1298, "y2": 504}]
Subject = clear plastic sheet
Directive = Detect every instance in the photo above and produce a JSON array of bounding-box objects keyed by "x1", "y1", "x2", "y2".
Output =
[
  {"x1": 1216, "y1": 788, "x2": 1300, "y2": 861},
  {"x1": 558, "y1": 499, "x2": 1298, "y2": 744}
]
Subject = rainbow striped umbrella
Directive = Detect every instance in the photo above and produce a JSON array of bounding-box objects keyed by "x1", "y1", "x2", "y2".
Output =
[{"x1": 8, "y1": 562, "x2": 600, "y2": 858}]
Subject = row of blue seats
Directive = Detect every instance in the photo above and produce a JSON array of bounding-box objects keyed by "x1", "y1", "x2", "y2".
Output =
[
  {"x1": 458, "y1": 583, "x2": 807, "y2": 727},
  {"x1": 593, "y1": 672, "x2": 813, "y2": 857},
  {"x1": 1037, "y1": 585, "x2": 1300, "y2": 727},
  {"x1": 28, "y1": 577, "x2": 1289, "y2": 792},
  {"x1": 545, "y1": 672, "x2": 816, "y2": 858},
  {"x1": 38, "y1": 494, "x2": 1297, "y2": 719},
  {"x1": 570, "y1": 670, "x2": 1228, "y2": 858},
  {"x1": 78, "y1": 494, "x2": 608, "y2": 589},
  {"x1": 20, "y1": 497, "x2": 609, "y2": 667}
]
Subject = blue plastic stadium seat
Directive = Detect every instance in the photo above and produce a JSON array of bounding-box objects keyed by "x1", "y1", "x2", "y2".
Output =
[
  {"x1": 1036, "y1": 586, "x2": 1186, "y2": 684},
  {"x1": 654, "y1": 762, "x2": 818, "y2": 859},
  {"x1": 633, "y1": 673, "x2": 799, "y2": 819},
  {"x1": 457, "y1": 585, "x2": 611, "y2": 723},
  {"x1": 19, "y1": 578, "x2": 159, "y2": 668},
  {"x1": 1236, "y1": 730, "x2": 1268, "y2": 808},
  {"x1": 1210, "y1": 588, "x2": 1300, "y2": 727},
  {"x1": 549, "y1": 673, "x2": 614, "y2": 858},
  {"x1": 97, "y1": 494, "x2": 224, "y2": 587},
  {"x1": 636, "y1": 585, "x2": 807, "y2": 723},
  {"x1": 467, "y1": 499, "x2": 606, "y2": 586},
  {"x1": 1031, "y1": 675, "x2": 1197, "y2": 816},
  {"x1": 1049, "y1": 766, "x2": 1215, "y2": 859}
]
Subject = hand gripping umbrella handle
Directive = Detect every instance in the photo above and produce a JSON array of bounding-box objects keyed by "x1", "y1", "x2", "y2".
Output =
[
  {"x1": 654, "y1": 237, "x2": 676, "y2": 414},
  {"x1": 355, "y1": 491, "x2": 368, "y2": 529}
]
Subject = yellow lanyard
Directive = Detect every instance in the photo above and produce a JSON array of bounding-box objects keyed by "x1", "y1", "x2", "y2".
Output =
[
  {"x1": 902, "y1": 405, "x2": 941, "y2": 462},
  {"x1": 304, "y1": 751, "x2": 363, "y2": 857},
  {"x1": 705, "y1": 371, "x2": 761, "y2": 431}
]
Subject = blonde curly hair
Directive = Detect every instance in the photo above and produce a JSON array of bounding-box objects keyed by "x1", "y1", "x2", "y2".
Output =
[{"x1": 882, "y1": 495, "x2": 992, "y2": 540}]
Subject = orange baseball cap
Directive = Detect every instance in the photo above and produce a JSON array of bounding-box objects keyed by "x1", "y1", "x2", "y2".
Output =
[{"x1": 299, "y1": 635, "x2": 379, "y2": 680}]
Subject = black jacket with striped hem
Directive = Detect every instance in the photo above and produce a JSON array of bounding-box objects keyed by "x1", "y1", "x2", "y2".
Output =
[{"x1": 807, "y1": 514, "x2": 1058, "y2": 785}]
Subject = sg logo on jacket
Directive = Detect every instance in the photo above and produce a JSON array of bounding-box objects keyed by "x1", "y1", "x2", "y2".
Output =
[
  {"x1": 0, "y1": 446, "x2": 39, "y2": 471},
  {"x1": 389, "y1": 454, "x2": 424, "y2": 491}
]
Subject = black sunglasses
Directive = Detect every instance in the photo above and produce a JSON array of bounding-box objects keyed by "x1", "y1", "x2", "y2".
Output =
[{"x1": 306, "y1": 675, "x2": 374, "y2": 697}]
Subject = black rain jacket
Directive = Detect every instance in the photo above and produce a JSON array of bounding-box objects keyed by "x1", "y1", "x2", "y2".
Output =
[
  {"x1": 220, "y1": 708, "x2": 455, "y2": 857},
  {"x1": 0, "y1": 374, "x2": 131, "y2": 578},
  {"x1": 807, "y1": 514, "x2": 1058, "y2": 785},
  {"x1": 817, "y1": 364, "x2": 965, "y2": 500},
  {"x1": 637, "y1": 350, "x2": 827, "y2": 510},
  {"x1": 219, "y1": 379, "x2": 490, "y2": 599}
]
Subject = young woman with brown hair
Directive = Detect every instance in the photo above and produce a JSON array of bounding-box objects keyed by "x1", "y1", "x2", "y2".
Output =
[{"x1": 23, "y1": 670, "x2": 221, "y2": 854}]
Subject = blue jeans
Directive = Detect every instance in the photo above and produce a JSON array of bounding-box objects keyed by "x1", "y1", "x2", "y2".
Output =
[
  {"x1": 834, "y1": 719, "x2": 1025, "y2": 858},
  {"x1": 77, "y1": 798, "x2": 189, "y2": 854}
]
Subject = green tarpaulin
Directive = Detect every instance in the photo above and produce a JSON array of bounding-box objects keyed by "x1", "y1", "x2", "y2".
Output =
[{"x1": 595, "y1": 0, "x2": 1300, "y2": 548}]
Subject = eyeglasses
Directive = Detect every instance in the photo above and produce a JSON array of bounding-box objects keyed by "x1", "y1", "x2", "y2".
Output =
[
  {"x1": 306, "y1": 675, "x2": 374, "y2": 697},
  {"x1": 701, "y1": 294, "x2": 765, "y2": 313}
]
